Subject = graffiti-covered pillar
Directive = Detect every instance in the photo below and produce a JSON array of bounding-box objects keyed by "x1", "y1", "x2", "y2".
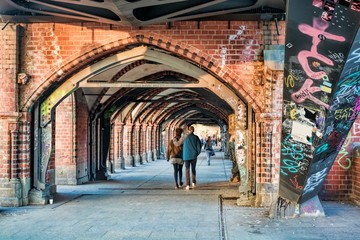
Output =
[
  {"x1": 235, "y1": 100, "x2": 253, "y2": 205},
  {"x1": 273, "y1": 0, "x2": 360, "y2": 218},
  {"x1": 29, "y1": 101, "x2": 56, "y2": 205}
]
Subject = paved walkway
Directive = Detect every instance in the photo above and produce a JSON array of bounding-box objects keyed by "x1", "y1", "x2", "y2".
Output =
[{"x1": 1, "y1": 151, "x2": 360, "y2": 240}]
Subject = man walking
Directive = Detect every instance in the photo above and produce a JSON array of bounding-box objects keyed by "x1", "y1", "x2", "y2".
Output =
[{"x1": 182, "y1": 126, "x2": 202, "y2": 190}]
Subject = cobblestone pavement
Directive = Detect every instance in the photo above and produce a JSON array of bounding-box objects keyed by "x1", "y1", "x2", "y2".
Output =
[{"x1": 1, "y1": 151, "x2": 359, "y2": 240}]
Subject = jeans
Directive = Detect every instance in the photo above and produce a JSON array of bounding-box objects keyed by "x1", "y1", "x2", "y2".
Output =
[
  {"x1": 205, "y1": 150, "x2": 212, "y2": 164},
  {"x1": 184, "y1": 159, "x2": 197, "y2": 186},
  {"x1": 173, "y1": 163, "x2": 183, "y2": 186}
]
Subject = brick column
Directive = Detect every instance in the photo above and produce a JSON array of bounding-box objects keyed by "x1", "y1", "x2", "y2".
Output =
[
  {"x1": 123, "y1": 123, "x2": 134, "y2": 167},
  {"x1": 0, "y1": 23, "x2": 24, "y2": 207},
  {"x1": 154, "y1": 124, "x2": 160, "y2": 159},
  {"x1": 141, "y1": 123, "x2": 148, "y2": 163},
  {"x1": 147, "y1": 125, "x2": 154, "y2": 162},
  {"x1": 114, "y1": 122, "x2": 125, "y2": 170},
  {"x1": 256, "y1": 113, "x2": 282, "y2": 207},
  {"x1": 133, "y1": 122, "x2": 141, "y2": 166}
]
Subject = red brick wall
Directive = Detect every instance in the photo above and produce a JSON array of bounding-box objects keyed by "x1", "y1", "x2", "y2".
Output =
[
  {"x1": 55, "y1": 94, "x2": 75, "y2": 184},
  {"x1": 321, "y1": 116, "x2": 360, "y2": 201},
  {"x1": 352, "y1": 140, "x2": 360, "y2": 203},
  {"x1": 19, "y1": 21, "x2": 285, "y2": 112},
  {"x1": 55, "y1": 95, "x2": 74, "y2": 165},
  {"x1": 0, "y1": 24, "x2": 18, "y2": 180}
]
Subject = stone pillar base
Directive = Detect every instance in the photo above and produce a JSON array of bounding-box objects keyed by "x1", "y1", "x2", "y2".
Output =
[
  {"x1": 269, "y1": 195, "x2": 325, "y2": 218},
  {"x1": 142, "y1": 152, "x2": 148, "y2": 163},
  {"x1": 29, "y1": 188, "x2": 48, "y2": 205},
  {"x1": 147, "y1": 151, "x2": 154, "y2": 162},
  {"x1": 124, "y1": 155, "x2": 134, "y2": 167},
  {"x1": 237, "y1": 193, "x2": 255, "y2": 206},
  {"x1": 299, "y1": 195, "x2": 325, "y2": 217},
  {"x1": 0, "y1": 179, "x2": 22, "y2": 207},
  {"x1": 134, "y1": 154, "x2": 141, "y2": 166}
]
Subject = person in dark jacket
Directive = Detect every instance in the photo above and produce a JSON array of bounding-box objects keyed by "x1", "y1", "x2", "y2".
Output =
[
  {"x1": 182, "y1": 126, "x2": 202, "y2": 190},
  {"x1": 166, "y1": 128, "x2": 184, "y2": 189}
]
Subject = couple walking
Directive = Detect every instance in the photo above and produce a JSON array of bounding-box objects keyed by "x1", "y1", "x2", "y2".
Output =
[{"x1": 166, "y1": 126, "x2": 202, "y2": 190}]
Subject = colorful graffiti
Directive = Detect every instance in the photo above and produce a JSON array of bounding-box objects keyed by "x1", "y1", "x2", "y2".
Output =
[{"x1": 279, "y1": 0, "x2": 360, "y2": 203}]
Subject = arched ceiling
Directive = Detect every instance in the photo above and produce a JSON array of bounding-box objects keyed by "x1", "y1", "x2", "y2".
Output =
[
  {"x1": 48, "y1": 44, "x2": 244, "y2": 129},
  {"x1": 82, "y1": 57, "x2": 233, "y2": 127},
  {"x1": 1, "y1": 0, "x2": 286, "y2": 26}
]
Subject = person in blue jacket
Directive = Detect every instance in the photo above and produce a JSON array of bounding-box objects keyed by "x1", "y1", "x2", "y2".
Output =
[{"x1": 182, "y1": 125, "x2": 202, "y2": 190}]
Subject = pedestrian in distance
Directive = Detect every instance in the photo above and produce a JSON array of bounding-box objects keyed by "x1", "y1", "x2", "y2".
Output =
[
  {"x1": 204, "y1": 136, "x2": 214, "y2": 166},
  {"x1": 166, "y1": 128, "x2": 184, "y2": 189},
  {"x1": 182, "y1": 125, "x2": 202, "y2": 190}
]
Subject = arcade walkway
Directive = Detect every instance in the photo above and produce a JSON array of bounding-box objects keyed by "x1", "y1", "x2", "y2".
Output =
[{"x1": 0, "y1": 151, "x2": 359, "y2": 240}]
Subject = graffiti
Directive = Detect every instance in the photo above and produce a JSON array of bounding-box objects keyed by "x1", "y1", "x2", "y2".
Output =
[
  {"x1": 280, "y1": 134, "x2": 308, "y2": 175},
  {"x1": 285, "y1": 74, "x2": 296, "y2": 88},
  {"x1": 347, "y1": 47, "x2": 360, "y2": 64},
  {"x1": 290, "y1": 175, "x2": 303, "y2": 189},
  {"x1": 353, "y1": 123, "x2": 360, "y2": 135},
  {"x1": 297, "y1": 19, "x2": 345, "y2": 80},
  {"x1": 328, "y1": 51, "x2": 345, "y2": 64},
  {"x1": 334, "y1": 107, "x2": 355, "y2": 120},
  {"x1": 315, "y1": 143, "x2": 328, "y2": 155},
  {"x1": 328, "y1": 130, "x2": 342, "y2": 147},
  {"x1": 336, "y1": 132, "x2": 352, "y2": 170},
  {"x1": 291, "y1": 79, "x2": 330, "y2": 109},
  {"x1": 229, "y1": 25, "x2": 246, "y2": 40},
  {"x1": 350, "y1": 96, "x2": 360, "y2": 120},
  {"x1": 220, "y1": 46, "x2": 227, "y2": 67},
  {"x1": 303, "y1": 168, "x2": 328, "y2": 195},
  {"x1": 276, "y1": 196, "x2": 292, "y2": 218},
  {"x1": 301, "y1": 199, "x2": 316, "y2": 213}
]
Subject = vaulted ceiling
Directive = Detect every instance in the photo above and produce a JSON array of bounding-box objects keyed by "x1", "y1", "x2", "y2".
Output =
[{"x1": 0, "y1": 0, "x2": 286, "y2": 26}]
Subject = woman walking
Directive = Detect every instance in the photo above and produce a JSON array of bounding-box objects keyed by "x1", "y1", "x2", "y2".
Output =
[{"x1": 166, "y1": 128, "x2": 184, "y2": 189}]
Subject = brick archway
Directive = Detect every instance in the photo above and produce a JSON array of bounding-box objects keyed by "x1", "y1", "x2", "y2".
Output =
[{"x1": 21, "y1": 32, "x2": 264, "y2": 113}]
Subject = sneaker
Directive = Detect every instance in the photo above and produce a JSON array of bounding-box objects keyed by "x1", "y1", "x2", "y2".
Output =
[
  {"x1": 192, "y1": 183, "x2": 196, "y2": 187},
  {"x1": 180, "y1": 182, "x2": 184, "y2": 186},
  {"x1": 185, "y1": 185, "x2": 190, "y2": 190}
]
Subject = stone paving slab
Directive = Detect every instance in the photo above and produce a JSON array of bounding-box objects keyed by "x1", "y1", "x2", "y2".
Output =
[{"x1": 0, "y1": 151, "x2": 360, "y2": 240}]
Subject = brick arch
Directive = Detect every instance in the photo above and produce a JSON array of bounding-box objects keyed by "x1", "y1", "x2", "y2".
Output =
[{"x1": 21, "y1": 31, "x2": 264, "y2": 112}]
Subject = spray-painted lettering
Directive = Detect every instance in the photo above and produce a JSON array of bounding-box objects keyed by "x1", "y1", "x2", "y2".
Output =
[
  {"x1": 334, "y1": 107, "x2": 354, "y2": 120},
  {"x1": 347, "y1": 47, "x2": 360, "y2": 64},
  {"x1": 336, "y1": 132, "x2": 352, "y2": 170},
  {"x1": 350, "y1": 96, "x2": 360, "y2": 120},
  {"x1": 290, "y1": 175, "x2": 303, "y2": 189},
  {"x1": 297, "y1": 19, "x2": 345, "y2": 80},
  {"x1": 291, "y1": 79, "x2": 330, "y2": 109},
  {"x1": 303, "y1": 168, "x2": 328, "y2": 194}
]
